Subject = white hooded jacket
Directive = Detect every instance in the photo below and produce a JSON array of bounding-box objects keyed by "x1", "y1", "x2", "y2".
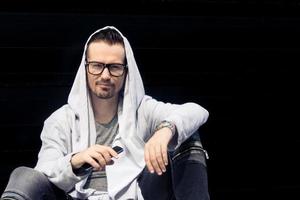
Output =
[{"x1": 34, "y1": 26, "x2": 209, "y2": 199}]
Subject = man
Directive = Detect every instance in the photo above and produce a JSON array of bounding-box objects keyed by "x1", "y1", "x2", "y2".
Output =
[{"x1": 1, "y1": 26, "x2": 209, "y2": 200}]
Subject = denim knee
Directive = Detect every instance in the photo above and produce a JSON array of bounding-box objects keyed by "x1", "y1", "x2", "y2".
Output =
[{"x1": 2, "y1": 166, "x2": 57, "y2": 200}]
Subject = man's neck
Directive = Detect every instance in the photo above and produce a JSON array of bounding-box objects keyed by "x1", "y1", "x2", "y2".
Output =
[{"x1": 90, "y1": 94, "x2": 119, "y2": 124}]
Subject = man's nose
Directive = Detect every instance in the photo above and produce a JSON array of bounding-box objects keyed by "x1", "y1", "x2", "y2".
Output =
[{"x1": 101, "y1": 67, "x2": 111, "y2": 79}]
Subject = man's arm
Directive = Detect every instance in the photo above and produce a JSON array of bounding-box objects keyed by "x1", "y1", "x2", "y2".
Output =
[
  {"x1": 141, "y1": 96, "x2": 209, "y2": 175},
  {"x1": 34, "y1": 106, "x2": 90, "y2": 192}
]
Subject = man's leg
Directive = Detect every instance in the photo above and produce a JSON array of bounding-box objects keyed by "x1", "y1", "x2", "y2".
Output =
[
  {"x1": 170, "y1": 132, "x2": 210, "y2": 200},
  {"x1": 1, "y1": 166, "x2": 68, "y2": 200},
  {"x1": 138, "y1": 131, "x2": 210, "y2": 200},
  {"x1": 138, "y1": 162, "x2": 175, "y2": 200}
]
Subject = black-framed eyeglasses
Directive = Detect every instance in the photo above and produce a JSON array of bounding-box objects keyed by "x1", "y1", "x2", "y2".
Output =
[{"x1": 85, "y1": 61, "x2": 127, "y2": 77}]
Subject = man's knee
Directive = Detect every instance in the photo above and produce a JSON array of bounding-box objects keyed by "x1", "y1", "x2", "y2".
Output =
[
  {"x1": 172, "y1": 130, "x2": 207, "y2": 165},
  {"x1": 170, "y1": 131, "x2": 210, "y2": 200},
  {"x1": 9, "y1": 166, "x2": 50, "y2": 188},
  {"x1": 2, "y1": 166, "x2": 55, "y2": 200}
]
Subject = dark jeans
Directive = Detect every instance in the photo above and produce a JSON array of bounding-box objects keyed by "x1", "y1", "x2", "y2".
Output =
[
  {"x1": 138, "y1": 132, "x2": 210, "y2": 200},
  {"x1": 1, "y1": 132, "x2": 209, "y2": 200},
  {"x1": 1, "y1": 167, "x2": 68, "y2": 200}
]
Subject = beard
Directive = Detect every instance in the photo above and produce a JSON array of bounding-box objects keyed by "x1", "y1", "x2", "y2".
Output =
[
  {"x1": 94, "y1": 88, "x2": 114, "y2": 99},
  {"x1": 95, "y1": 90, "x2": 114, "y2": 99},
  {"x1": 93, "y1": 81, "x2": 116, "y2": 99},
  {"x1": 87, "y1": 75, "x2": 125, "y2": 100}
]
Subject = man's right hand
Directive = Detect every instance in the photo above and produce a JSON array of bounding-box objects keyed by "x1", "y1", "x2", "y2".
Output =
[{"x1": 71, "y1": 144, "x2": 119, "y2": 171}]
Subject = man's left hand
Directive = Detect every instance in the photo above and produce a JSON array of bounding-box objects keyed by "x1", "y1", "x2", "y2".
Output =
[{"x1": 144, "y1": 127, "x2": 173, "y2": 175}]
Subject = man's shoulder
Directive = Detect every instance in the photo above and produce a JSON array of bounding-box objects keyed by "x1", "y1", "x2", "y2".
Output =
[
  {"x1": 45, "y1": 104, "x2": 75, "y2": 124},
  {"x1": 138, "y1": 95, "x2": 159, "y2": 113},
  {"x1": 140, "y1": 95, "x2": 154, "y2": 104},
  {"x1": 140, "y1": 95, "x2": 164, "y2": 107}
]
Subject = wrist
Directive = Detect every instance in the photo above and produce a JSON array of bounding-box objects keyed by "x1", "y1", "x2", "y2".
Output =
[
  {"x1": 154, "y1": 120, "x2": 176, "y2": 136},
  {"x1": 71, "y1": 153, "x2": 82, "y2": 169}
]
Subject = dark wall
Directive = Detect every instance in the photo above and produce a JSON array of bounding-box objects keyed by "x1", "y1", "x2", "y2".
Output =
[{"x1": 0, "y1": 1, "x2": 299, "y2": 199}]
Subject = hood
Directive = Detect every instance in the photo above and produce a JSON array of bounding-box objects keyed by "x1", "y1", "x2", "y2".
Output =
[
  {"x1": 67, "y1": 26, "x2": 145, "y2": 166},
  {"x1": 68, "y1": 26, "x2": 145, "y2": 198}
]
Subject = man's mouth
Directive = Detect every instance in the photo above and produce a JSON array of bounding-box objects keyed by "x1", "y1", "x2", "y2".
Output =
[
  {"x1": 96, "y1": 82, "x2": 113, "y2": 87},
  {"x1": 96, "y1": 83, "x2": 113, "y2": 90},
  {"x1": 98, "y1": 84, "x2": 111, "y2": 86}
]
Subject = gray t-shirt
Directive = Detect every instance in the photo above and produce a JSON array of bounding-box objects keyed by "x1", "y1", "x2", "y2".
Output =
[{"x1": 83, "y1": 115, "x2": 119, "y2": 191}]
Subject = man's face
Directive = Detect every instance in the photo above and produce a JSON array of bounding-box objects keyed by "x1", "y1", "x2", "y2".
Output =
[{"x1": 86, "y1": 41, "x2": 126, "y2": 99}]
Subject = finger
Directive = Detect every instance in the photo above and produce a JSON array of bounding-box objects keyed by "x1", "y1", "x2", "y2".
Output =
[
  {"x1": 101, "y1": 150, "x2": 113, "y2": 164},
  {"x1": 161, "y1": 143, "x2": 169, "y2": 166},
  {"x1": 85, "y1": 155, "x2": 101, "y2": 170},
  {"x1": 94, "y1": 144, "x2": 106, "y2": 153},
  {"x1": 144, "y1": 144, "x2": 154, "y2": 174},
  {"x1": 90, "y1": 151, "x2": 106, "y2": 168},
  {"x1": 107, "y1": 146, "x2": 119, "y2": 158},
  {"x1": 155, "y1": 144, "x2": 166, "y2": 173},
  {"x1": 149, "y1": 145, "x2": 162, "y2": 175},
  {"x1": 95, "y1": 145, "x2": 118, "y2": 159},
  {"x1": 107, "y1": 160, "x2": 114, "y2": 165}
]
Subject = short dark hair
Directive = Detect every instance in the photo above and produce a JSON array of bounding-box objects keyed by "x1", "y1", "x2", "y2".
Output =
[
  {"x1": 87, "y1": 28, "x2": 124, "y2": 47},
  {"x1": 85, "y1": 28, "x2": 126, "y2": 62}
]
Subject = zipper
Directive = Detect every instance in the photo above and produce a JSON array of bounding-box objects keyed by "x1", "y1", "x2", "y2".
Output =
[{"x1": 172, "y1": 146, "x2": 209, "y2": 161}]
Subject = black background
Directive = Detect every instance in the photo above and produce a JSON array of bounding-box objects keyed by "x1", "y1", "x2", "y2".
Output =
[{"x1": 0, "y1": 0, "x2": 299, "y2": 199}]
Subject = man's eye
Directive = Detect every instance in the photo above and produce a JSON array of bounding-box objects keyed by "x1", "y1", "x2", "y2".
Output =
[
  {"x1": 110, "y1": 65, "x2": 122, "y2": 69},
  {"x1": 92, "y1": 64, "x2": 103, "y2": 68}
]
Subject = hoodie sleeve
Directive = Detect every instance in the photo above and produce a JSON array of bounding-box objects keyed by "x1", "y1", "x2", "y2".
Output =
[
  {"x1": 34, "y1": 107, "x2": 86, "y2": 192},
  {"x1": 141, "y1": 96, "x2": 209, "y2": 150}
]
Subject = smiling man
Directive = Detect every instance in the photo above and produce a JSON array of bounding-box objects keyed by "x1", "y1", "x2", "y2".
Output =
[{"x1": 1, "y1": 26, "x2": 209, "y2": 200}]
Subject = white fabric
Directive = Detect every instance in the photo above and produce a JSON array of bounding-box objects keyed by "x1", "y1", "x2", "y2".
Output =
[
  {"x1": 34, "y1": 26, "x2": 209, "y2": 199},
  {"x1": 87, "y1": 191, "x2": 109, "y2": 200}
]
